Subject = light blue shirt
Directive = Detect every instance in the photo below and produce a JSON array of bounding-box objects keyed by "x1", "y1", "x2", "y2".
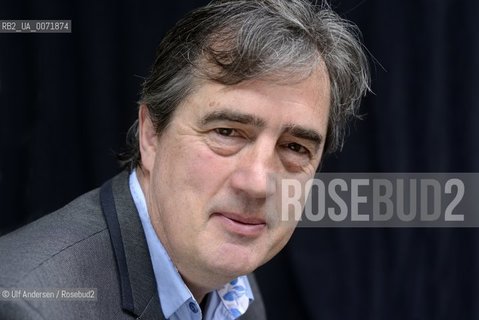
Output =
[{"x1": 129, "y1": 171, "x2": 254, "y2": 320}]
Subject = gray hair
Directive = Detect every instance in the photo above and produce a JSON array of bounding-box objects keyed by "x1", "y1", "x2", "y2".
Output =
[{"x1": 119, "y1": 0, "x2": 370, "y2": 170}]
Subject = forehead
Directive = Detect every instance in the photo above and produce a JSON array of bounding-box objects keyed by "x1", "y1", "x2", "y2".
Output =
[{"x1": 182, "y1": 66, "x2": 331, "y2": 131}]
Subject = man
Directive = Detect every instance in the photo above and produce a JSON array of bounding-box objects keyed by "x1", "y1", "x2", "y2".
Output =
[{"x1": 0, "y1": 0, "x2": 369, "y2": 319}]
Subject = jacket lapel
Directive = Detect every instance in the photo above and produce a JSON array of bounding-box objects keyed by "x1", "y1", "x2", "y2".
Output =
[{"x1": 100, "y1": 171, "x2": 163, "y2": 319}]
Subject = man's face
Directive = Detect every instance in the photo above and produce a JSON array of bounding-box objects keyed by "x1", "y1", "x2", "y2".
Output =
[{"x1": 139, "y1": 67, "x2": 330, "y2": 289}]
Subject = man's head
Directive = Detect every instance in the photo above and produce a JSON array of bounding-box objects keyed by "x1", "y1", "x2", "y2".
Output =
[
  {"x1": 122, "y1": 0, "x2": 370, "y2": 169},
  {"x1": 125, "y1": 0, "x2": 369, "y2": 301}
]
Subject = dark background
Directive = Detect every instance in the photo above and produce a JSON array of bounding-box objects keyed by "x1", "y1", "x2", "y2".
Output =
[{"x1": 1, "y1": 0, "x2": 478, "y2": 319}]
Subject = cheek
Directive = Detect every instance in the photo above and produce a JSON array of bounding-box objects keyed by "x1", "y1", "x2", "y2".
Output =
[{"x1": 182, "y1": 143, "x2": 232, "y2": 192}]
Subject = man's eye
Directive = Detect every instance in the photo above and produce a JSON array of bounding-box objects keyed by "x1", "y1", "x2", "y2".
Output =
[
  {"x1": 287, "y1": 142, "x2": 308, "y2": 154},
  {"x1": 214, "y1": 128, "x2": 236, "y2": 136}
]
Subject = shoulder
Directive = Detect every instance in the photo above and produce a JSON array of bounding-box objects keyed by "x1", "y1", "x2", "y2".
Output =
[
  {"x1": 0, "y1": 187, "x2": 108, "y2": 287},
  {"x1": 0, "y1": 173, "x2": 144, "y2": 319}
]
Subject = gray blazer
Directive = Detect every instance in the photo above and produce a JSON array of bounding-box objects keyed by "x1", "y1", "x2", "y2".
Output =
[{"x1": 0, "y1": 172, "x2": 267, "y2": 319}]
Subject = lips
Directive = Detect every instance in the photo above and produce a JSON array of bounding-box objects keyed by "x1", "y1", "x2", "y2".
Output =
[{"x1": 212, "y1": 212, "x2": 266, "y2": 237}]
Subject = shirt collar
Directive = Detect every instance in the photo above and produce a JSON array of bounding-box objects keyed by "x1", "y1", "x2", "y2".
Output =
[{"x1": 129, "y1": 170, "x2": 192, "y2": 318}]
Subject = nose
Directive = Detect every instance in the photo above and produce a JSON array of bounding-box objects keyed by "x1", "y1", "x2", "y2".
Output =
[{"x1": 229, "y1": 141, "x2": 278, "y2": 199}]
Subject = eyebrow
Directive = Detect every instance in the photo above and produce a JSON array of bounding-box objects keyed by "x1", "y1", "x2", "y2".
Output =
[
  {"x1": 200, "y1": 110, "x2": 266, "y2": 128},
  {"x1": 200, "y1": 109, "x2": 323, "y2": 150},
  {"x1": 284, "y1": 125, "x2": 323, "y2": 152}
]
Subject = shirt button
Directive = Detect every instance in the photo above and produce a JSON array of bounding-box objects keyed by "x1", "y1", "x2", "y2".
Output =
[{"x1": 189, "y1": 302, "x2": 199, "y2": 313}]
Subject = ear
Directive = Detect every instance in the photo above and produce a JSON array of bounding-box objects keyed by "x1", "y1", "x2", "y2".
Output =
[{"x1": 138, "y1": 104, "x2": 158, "y2": 173}]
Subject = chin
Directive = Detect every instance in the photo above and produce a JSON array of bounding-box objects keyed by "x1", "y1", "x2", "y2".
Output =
[{"x1": 208, "y1": 244, "x2": 263, "y2": 277}]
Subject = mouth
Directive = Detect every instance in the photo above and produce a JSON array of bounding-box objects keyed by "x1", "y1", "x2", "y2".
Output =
[{"x1": 211, "y1": 212, "x2": 266, "y2": 237}]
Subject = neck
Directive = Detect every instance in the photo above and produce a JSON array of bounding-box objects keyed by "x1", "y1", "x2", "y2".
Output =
[{"x1": 183, "y1": 278, "x2": 209, "y2": 304}]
